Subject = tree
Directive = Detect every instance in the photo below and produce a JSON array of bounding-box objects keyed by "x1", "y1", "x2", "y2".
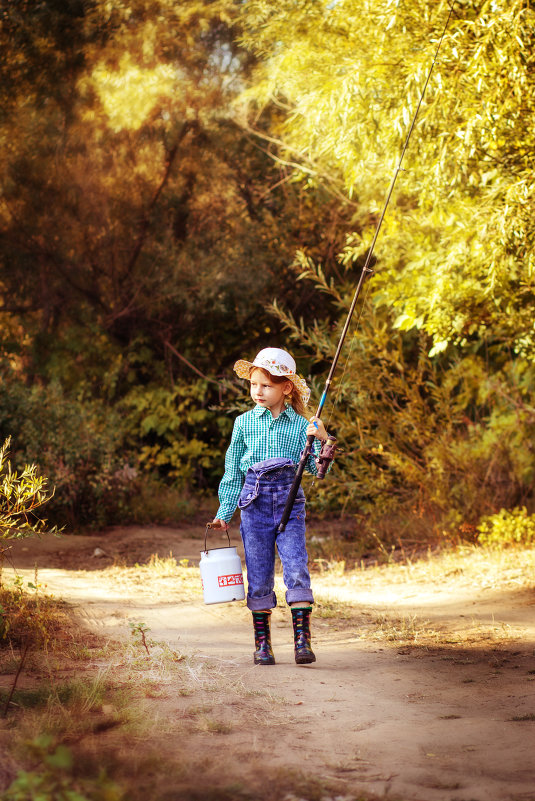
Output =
[
  {"x1": 0, "y1": 0, "x2": 353, "y2": 394},
  {"x1": 0, "y1": 0, "x2": 356, "y2": 518},
  {"x1": 240, "y1": 0, "x2": 535, "y2": 355},
  {"x1": 238, "y1": 0, "x2": 535, "y2": 532}
]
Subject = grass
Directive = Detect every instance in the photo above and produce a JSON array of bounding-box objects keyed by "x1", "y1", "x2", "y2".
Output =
[
  {"x1": 307, "y1": 529, "x2": 535, "y2": 594},
  {"x1": 273, "y1": 540, "x2": 535, "y2": 650},
  {"x1": 2, "y1": 540, "x2": 535, "y2": 800},
  {"x1": 366, "y1": 612, "x2": 442, "y2": 645},
  {"x1": 313, "y1": 597, "x2": 355, "y2": 620},
  {"x1": 509, "y1": 713, "x2": 535, "y2": 721},
  {"x1": 0, "y1": 574, "x2": 306, "y2": 801},
  {"x1": 0, "y1": 680, "x2": 113, "y2": 713},
  {"x1": 340, "y1": 543, "x2": 535, "y2": 591},
  {"x1": 100, "y1": 554, "x2": 203, "y2": 604},
  {"x1": 1, "y1": 627, "x2": 346, "y2": 801},
  {"x1": 0, "y1": 686, "x2": 53, "y2": 710},
  {"x1": 310, "y1": 542, "x2": 535, "y2": 641},
  {"x1": 198, "y1": 716, "x2": 233, "y2": 735}
]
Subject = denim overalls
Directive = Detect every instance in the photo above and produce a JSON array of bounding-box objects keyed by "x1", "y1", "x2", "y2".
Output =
[{"x1": 238, "y1": 457, "x2": 314, "y2": 611}]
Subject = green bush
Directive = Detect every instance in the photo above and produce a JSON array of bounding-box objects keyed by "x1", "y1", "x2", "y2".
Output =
[
  {"x1": 121, "y1": 380, "x2": 232, "y2": 488},
  {"x1": 122, "y1": 478, "x2": 197, "y2": 525},
  {"x1": 477, "y1": 507, "x2": 535, "y2": 548},
  {"x1": 0, "y1": 377, "x2": 133, "y2": 529},
  {"x1": 272, "y1": 263, "x2": 535, "y2": 539},
  {"x1": 0, "y1": 373, "x2": 232, "y2": 529}
]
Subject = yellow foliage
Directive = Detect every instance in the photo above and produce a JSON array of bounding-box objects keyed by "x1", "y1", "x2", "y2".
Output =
[{"x1": 83, "y1": 55, "x2": 175, "y2": 132}]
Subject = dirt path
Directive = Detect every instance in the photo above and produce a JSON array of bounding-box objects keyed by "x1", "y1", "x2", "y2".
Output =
[{"x1": 6, "y1": 525, "x2": 535, "y2": 801}]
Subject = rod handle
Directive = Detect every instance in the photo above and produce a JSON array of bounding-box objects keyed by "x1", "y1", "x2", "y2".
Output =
[{"x1": 277, "y1": 434, "x2": 315, "y2": 533}]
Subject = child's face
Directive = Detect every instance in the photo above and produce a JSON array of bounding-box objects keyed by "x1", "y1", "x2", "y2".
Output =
[{"x1": 250, "y1": 368, "x2": 291, "y2": 414}]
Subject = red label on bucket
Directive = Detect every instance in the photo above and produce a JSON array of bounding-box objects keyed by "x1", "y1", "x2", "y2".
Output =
[{"x1": 218, "y1": 573, "x2": 244, "y2": 587}]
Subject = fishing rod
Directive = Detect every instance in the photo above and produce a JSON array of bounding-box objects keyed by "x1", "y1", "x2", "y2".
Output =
[{"x1": 278, "y1": 2, "x2": 456, "y2": 533}]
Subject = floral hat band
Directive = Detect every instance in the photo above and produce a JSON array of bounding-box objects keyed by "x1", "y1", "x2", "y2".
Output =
[{"x1": 234, "y1": 347, "x2": 311, "y2": 407}]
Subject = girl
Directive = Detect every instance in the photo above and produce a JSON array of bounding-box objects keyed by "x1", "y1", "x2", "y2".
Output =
[{"x1": 212, "y1": 347, "x2": 329, "y2": 666}]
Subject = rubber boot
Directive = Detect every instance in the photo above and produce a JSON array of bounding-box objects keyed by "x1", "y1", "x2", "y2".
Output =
[
  {"x1": 252, "y1": 611, "x2": 275, "y2": 665},
  {"x1": 291, "y1": 606, "x2": 316, "y2": 664}
]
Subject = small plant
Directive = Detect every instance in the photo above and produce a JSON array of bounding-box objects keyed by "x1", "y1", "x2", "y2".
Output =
[
  {"x1": 477, "y1": 507, "x2": 535, "y2": 548},
  {"x1": 369, "y1": 612, "x2": 440, "y2": 645},
  {"x1": 0, "y1": 435, "x2": 60, "y2": 717},
  {"x1": 2, "y1": 734, "x2": 123, "y2": 800},
  {"x1": 0, "y1": 436, "x2": 58, "y2": 546},
  {"x1": 129, "y1": 621, "x2": 152, "y2": 656},
  {"x1": 0, "y1": 582, "x2": 69, "y2": 717},
  {"x1": 202, "y1": 717, "x2": 232, "y2": 735},
  {"x1": 313, "y1": 597, "x2": 354, "y2": 620}
]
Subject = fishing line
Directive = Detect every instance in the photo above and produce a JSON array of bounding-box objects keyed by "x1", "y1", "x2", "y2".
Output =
[
  {"x1": 278, "y1": 0, "x2": 457, "y2": 532},
  {"x1": 323, "y1": 271, "x2": 374, "y2": 434},
  {"x1": 323, "y1": 0, "x2": 457, "y2": 433},
  {"x1": 309, "y1": 275, "x2": 373, "y2": 491}
]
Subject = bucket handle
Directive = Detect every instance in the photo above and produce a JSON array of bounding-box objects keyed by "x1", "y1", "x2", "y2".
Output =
[{"x1": 204, "y1": 522, "x2": 231, "y2": 553}]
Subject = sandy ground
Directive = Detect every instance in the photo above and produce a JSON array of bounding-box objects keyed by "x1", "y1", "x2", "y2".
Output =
[{"x1": 4, "y1": 523, "x2": 535, "y2": 801}]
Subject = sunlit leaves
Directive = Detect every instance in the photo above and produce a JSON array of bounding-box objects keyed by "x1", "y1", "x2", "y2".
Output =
[
  {"x1": 0, "y1": 437, "x2": 57, "y2": 540},
  {"x1": 240, "y1": 0, "x2": 535, "y2": 354},
  {"x1": 238, "y1": 0, "x2": 535, "y2": 524},
  {"x1": 84, "y1": 55, "x2": 176, "y2": 131},
  {"x1": 0, "y1": 0, "x2": 353, "y2": 420}
]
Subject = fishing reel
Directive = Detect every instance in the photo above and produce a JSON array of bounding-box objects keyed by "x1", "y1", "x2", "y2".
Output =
[{"x1": 315, "y1": 434, "x2": 337, "y2": 480}]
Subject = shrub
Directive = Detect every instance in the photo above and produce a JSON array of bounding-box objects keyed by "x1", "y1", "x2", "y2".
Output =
[
  {"x1": 0, "y1": 373, "x2": 232, "y2": 529},
  {"x1": 477, "y1": 507, "x2": 535, "y2": 548},
  {"x1": 0, "y1": 377, "x2": 134, "y2": 529},
  {"x1": 272, "y1": 263, "x2": 535, "y2": 539},
  {"x1": 120, "y1": 380, "x2": 232, "y2": 488},
  {"x1": 0, "y1": 436, "x2": 57, "y2": 543}
]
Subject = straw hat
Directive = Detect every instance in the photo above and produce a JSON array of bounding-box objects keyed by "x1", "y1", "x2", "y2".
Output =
[{"x1": 234, "y1": 348, "x2": 310, "y2": 407}]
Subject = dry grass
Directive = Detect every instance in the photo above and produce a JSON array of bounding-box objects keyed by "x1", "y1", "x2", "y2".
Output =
[
  {"x1": 101, "y1": 554, "x2": 203, "y2": 602},
  {"x1": 0, "y1": 590, "x2": 298, "y2": 801},
  {"x1": 308, "y1": 544, "x2": 535, "y2": 648},
  {"x1": 104, "y1": 542, "x2": 535, "y2": 599},
  {"x1": 310, "y1": 544, "x2": 535, "y2": 608},
  {"x1": 2, "y1": 542, "x2": 534, "y2": 800},
  {"x1": 345, "y1": 543, "x2": 535, "y2": 590},
  {"x1": 365, "y1": 613, "x2": 442, "y2": 645}
]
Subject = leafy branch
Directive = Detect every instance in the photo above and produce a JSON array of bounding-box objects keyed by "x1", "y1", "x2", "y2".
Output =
[{"x1": 0, "y1": 436, "x2": 58, "y2": 543}]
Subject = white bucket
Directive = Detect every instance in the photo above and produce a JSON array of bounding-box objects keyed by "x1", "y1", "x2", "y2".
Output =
[{"x1": 200, "y1": 526, "x2": 245, "y2": 605}]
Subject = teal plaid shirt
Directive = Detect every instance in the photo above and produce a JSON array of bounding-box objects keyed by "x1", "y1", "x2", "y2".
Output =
[{"x1": 216, "y1": 404, "x2": 321, "y2": 523}]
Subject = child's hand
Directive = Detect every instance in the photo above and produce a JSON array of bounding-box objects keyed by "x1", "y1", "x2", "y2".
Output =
[
  {"x1": 307, "y1": 416, "x2": 328, "y2": 441},
  {"x1": 211, "y1": 518, "x2": 229, "y2": 531}
]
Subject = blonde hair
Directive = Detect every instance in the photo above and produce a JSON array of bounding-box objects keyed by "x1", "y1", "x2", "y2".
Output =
[{"x1": 249, "y1": 367, "x2": 307, "y2": 417}]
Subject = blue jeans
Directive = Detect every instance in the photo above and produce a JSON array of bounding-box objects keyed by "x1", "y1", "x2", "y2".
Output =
[{"x1": 238, "y1": 457, "x2": 314, "y2": 611}]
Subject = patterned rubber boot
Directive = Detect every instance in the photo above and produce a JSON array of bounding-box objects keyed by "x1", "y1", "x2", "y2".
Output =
[
  {"x1": 291, "y1": 606, "x2": 316, "y2": 664},
  {"x1": 252, "y1": 611, "x2": 276, "y2": 665}
]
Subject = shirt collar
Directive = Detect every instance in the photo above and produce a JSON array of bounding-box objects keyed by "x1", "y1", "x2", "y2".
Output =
[{"x1": 252, "y1": 404, "x2": 296, "y2": 420}]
